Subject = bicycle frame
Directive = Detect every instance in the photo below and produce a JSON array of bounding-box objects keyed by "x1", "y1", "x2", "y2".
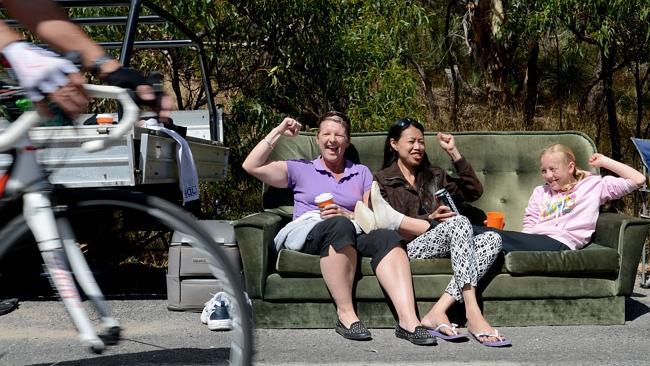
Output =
[{"x1": 1, "y1": 85, "x2": 138, "y2": 353}]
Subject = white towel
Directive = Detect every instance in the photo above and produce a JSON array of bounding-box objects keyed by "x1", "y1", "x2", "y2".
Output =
[
  {"x1": 274, "y1": 210, "x2": 364, "y2": 252},
  {"x1": 140, "y1": 118, "x2": 199, "y2": 204}
]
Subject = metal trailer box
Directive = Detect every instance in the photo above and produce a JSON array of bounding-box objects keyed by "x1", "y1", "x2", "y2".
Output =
[
  {"x1": 166, "y1": 220, "x2": 242, "y2": 312},
  {"x1": 1, "y1": 110, "x2": 229, "y2": 188}
]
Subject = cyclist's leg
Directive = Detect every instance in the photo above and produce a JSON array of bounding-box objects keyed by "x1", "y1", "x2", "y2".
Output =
[
  {"x1": 23, "y1": 192, "x2": 106, "y2": 353},
  {"x1": 58, "y1": 217, "x2": 120, "y2": 343}
]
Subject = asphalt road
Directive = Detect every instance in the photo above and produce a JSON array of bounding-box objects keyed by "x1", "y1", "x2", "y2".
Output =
[{"x1": 1, "y1": 278, "x2": 649, "y2": 365}]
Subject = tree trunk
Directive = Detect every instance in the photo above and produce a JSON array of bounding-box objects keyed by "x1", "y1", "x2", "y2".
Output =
[
  {"x1": 524, "y1": 41, "x2": 539, "y2": 129},
  {"x1": 555, "y1": 32, "x2": 563, "y2": 129},
  {"x1": 445, "y1": 0, "x2": 458, "y2": 126},
  {"x1": 631, "y1": 60, "x2": 649, "y2": 138},
  {"x1": 601, "y1": 48, "x2": 621, "y2": 161},
  {"x1": 406, "y1": 55, "x2": 437, "y2": 124},
  {"x1": 634, "y1": 62, "x2": 643, "y2": 138},
  {"x1": 169, "y1": 50, "x2": 185, "y2": 110}
]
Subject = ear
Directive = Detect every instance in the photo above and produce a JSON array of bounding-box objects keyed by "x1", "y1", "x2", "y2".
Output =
[
  {"x1": 389, "y1": 138, "x2": 398, "y2": 151},
  {"x1": 567, "y1": 160, "x2": 575, "y2": 175}
]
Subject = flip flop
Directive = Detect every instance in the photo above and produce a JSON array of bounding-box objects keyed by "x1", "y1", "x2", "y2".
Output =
[
  {"x1": 469, "y1": 329, "x2": 512, "y2": 347},
  {"x1": 0, "y1": 298, "x2": 19, "y2": 316},
  {"x1": 425, "y1": 323, "x2": 469, "y2": 342}
]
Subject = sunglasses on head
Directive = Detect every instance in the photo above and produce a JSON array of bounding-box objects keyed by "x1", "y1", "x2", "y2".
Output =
[{"x1": 395, "y1": 118, "x2": 424, "y2": 130}]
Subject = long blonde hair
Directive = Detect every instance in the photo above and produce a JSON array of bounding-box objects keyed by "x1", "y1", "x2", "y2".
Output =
[{"x1": 540, "y1": 144, "x2": 589, "y2": 191}]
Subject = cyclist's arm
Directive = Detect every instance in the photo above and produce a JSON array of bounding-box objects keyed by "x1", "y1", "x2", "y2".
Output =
[
  {"x1": 2, "y1": 0, "x2": 171, "y2": 120},
  {"x1": 0, "y1": 18, "x2": 23, "y2": 50},
  {"x1": 2, "y1": 0, "x2": 120, "y2": 75}
]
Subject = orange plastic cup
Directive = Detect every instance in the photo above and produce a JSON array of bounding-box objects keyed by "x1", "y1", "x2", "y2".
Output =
[
  {"x1": 96, "y1": 113, "x2": 114, "y2": 125},
  {"x1": 486, "y1": 211, "x2": 505, "y2": 229},
  {"x1": 314, "y1": 193, "x2": 334, "y2": 209}
]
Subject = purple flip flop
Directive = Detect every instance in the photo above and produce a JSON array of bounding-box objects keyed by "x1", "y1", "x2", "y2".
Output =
[
  {"x1": 425, "y1": 323, "x2": 469, "y2": 342},
  {"x1": 469, "y1": 329, "x2": 512, "y2": 347}
]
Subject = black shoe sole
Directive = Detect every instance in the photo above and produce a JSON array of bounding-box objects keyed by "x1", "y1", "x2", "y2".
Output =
[
  {"x1": 395, "y1": 325, "x2": 437, "y2": 346},
  {"x1": 335, "y1": 320, "x2": 372, "y2": 341},
  {"x1": 336, "y1": 327, "x2": 372, "y2": 341}
]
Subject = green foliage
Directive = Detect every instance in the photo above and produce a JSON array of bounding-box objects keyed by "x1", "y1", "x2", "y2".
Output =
[
  {"x1": 40, "y1": 1, "x2": 650, "y2": 217},
  {"x1": 203, "y1": 97, "x2": 281, "y2": 219}
]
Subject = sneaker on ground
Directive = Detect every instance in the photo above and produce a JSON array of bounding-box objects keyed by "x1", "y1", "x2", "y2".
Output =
[
  {"x1": 201, "y1": 291, "x2": 231, "y2": 324},
  {"x1": 208, "y1": 300, "x2": 232, "y2": 331},
  {"x1": 200, "y1": 294, "x2": 219, "y2": 324}
]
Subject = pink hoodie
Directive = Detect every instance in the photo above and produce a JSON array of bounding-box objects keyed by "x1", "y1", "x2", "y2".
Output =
[{"x1": 522, "y1": 174, "x2": 638, "y2": 250}]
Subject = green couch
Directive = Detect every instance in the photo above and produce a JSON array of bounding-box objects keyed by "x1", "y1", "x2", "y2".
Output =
[{"x1": 234, "y1": 131, "x2": 649, "y2": 327}]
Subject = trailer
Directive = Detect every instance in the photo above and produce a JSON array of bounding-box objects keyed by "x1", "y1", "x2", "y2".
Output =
[{"x1": 1, "y1": 0, "x2": 229, "y2": 192}]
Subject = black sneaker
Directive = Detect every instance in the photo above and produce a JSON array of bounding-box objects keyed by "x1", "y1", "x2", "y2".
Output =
[
  {"x1": 395, "y1": 324, "x2": 437, "y2": 346},
  {"x1": 335, "y1": 320, "x2": 372, "y2": 341},
  {"x1": 0, "y1": 298, "x2": 18, "y2": 316}
]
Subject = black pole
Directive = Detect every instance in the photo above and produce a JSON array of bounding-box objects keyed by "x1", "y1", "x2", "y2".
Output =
[{"x1": 119, "y1": 0, "x2": 142, "y2": 66}]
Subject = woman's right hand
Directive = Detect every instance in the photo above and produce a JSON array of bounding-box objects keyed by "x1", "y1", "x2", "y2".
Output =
[
  {"x1": 428, "y1": 205, "x2": 456, "y2": 221},
  {"x1": 279, "y1": 117, "x2": 302, "y2": 137}
]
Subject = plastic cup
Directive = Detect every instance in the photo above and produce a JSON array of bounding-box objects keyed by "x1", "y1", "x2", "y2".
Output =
[
  {"x1": 96, "y1": 113, "x2": 114, "y2": 125},
  {"x1": 486, "y1": 211, "x2": 505, "y2": 229},
  {"x1": 314, "y1": 193, "x2": 334, "y2": 209}
]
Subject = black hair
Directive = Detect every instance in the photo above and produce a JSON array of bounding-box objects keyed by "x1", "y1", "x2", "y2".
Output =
[{"x1": 381, "y1": 117, "x2": 431, "y2": 169}]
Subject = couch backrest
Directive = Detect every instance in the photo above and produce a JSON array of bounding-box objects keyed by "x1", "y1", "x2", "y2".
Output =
[{"x1": 265, "y1": 131, "x2": 597, "y2": 231}]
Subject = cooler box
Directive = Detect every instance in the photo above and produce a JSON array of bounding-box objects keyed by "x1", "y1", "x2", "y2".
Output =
[{"x1": 166, "y1": 220, "x2": 242, "y2": 311}]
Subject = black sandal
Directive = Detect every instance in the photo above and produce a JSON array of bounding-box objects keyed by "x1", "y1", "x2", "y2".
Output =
[
  {"x1": 395, "y1": 324, "x2": 437, "y2": 346},
  {"x1": 335, "y1": 320, "x2": 372, "y2": 341}
]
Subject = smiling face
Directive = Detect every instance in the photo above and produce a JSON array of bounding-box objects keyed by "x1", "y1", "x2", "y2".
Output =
[
  {"x1": 316, "y1": 119, "x2": 349, "y2": 167},
  {"x1": 540, "y1": 151, "x2": 576, "y2": 192},
  {"x1": 390, "y1": 125, "x2": 425, "y2": 169}
]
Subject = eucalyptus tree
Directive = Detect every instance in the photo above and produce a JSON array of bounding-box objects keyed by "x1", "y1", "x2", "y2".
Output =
[{"x1": 541, "y1": 0, "x2": 650, "y2": 160}]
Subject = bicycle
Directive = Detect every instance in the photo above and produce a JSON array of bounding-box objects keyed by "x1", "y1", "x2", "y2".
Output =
[{"x1": 0, "y1": 83, "x2": 253, "y2": 365}]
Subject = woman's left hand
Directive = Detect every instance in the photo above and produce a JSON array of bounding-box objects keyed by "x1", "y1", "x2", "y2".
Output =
[
  {"x1": 437, "y1": 133, "x2": 462, "y2": 161},
  {"x1": 436, "y1": 132, "x2": 455, "y2": 151},
  {"x1": 428, "y1": 205, "x2": 456, "y2": 221},
  {"x1": 320, "y1": 204, "x2": 352, "y2": 219}
]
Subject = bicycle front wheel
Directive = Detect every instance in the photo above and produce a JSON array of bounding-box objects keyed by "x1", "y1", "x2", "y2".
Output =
[{"x1": 1, "y1": 188, "x2": 254, "y2": 365}]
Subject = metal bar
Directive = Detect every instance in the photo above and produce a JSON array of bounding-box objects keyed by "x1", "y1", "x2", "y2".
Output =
[
  {"x1": 55, "y1": 0, "x2": 132, "y2": 7},
  {"x1": 119, "y1": 0, "x2": 142, "y2": 67},
  {"x1": 73, "y1": 15, "x2": 164, "y2": 25},
  {"x1": 4, "y1": 16, "x2": 164, "y2": 28},
  {"x1": 196, "y1": 41, "x2": 219, "y2": 142},
  {"x1": 98, "y1": 40, "x2": 194, "y2": 49}
]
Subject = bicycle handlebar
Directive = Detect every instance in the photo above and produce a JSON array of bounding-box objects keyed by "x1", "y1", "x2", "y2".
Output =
[
  {"x1": 0, "y1": 84, "x2": 139, "y2": 153},
  {"x1": 80, "y1": 85, "x2": 139, "y2": 153}
]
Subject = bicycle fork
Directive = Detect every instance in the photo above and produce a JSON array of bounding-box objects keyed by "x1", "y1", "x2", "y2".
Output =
[{"x1": 23, "y1": 192, "x2": 120, "y2": 354}]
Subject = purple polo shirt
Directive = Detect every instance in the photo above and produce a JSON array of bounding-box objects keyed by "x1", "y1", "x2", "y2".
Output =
[{"x1": 286, "y1": 157, "x2": 373, "y2": 219}]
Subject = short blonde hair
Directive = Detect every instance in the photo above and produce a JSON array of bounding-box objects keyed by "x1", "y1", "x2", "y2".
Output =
[{"x1": 540, "y1": 144, "x2": 589, "y2": 190}]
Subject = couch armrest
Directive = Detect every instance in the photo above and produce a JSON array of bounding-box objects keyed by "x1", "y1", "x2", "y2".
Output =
[
  {"x1": 234, "y1": 211, "x2": 285, "y2": 299},
  {"x1": 593, "y1": 212, "x2": 650, "y2": 296}
]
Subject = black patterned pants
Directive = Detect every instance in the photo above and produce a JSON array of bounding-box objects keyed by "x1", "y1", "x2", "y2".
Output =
[{"x1": 406, "y1": 215, "x2": 502, "y2": 302}]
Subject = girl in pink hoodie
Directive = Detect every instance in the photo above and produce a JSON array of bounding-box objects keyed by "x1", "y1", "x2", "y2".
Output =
[{"x1": 501, "y1": 144, "x2": 645, "y2": 251}]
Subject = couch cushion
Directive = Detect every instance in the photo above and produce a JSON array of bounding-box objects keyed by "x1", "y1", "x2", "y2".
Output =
[
  {"x1": 275, "y1": 249, "x2": 454, "y2": 276},
  {"x1": 276, "y1": 243, "x2": 618, "y2": 277},
  {"x1": 504, "y1": 244, "x2": 619, "y2": 276}
]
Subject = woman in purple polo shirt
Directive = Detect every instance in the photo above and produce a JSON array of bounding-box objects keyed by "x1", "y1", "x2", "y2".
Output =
[{"x1": 242, "y1": 111, "x2": 436, "y2": 345}]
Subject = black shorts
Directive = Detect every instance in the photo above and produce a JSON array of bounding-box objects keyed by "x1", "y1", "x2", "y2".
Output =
[{"x1": 302, "y1": 216, "x2": 404, "y2": 272}]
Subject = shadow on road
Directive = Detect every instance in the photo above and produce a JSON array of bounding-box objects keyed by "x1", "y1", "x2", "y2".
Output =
[
  {"x1": 28, "y1": 347, "x2": 230, "y2": 366},
  {"x1": 625, "y1": 295, "x2": 649, "y2": 321}
]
